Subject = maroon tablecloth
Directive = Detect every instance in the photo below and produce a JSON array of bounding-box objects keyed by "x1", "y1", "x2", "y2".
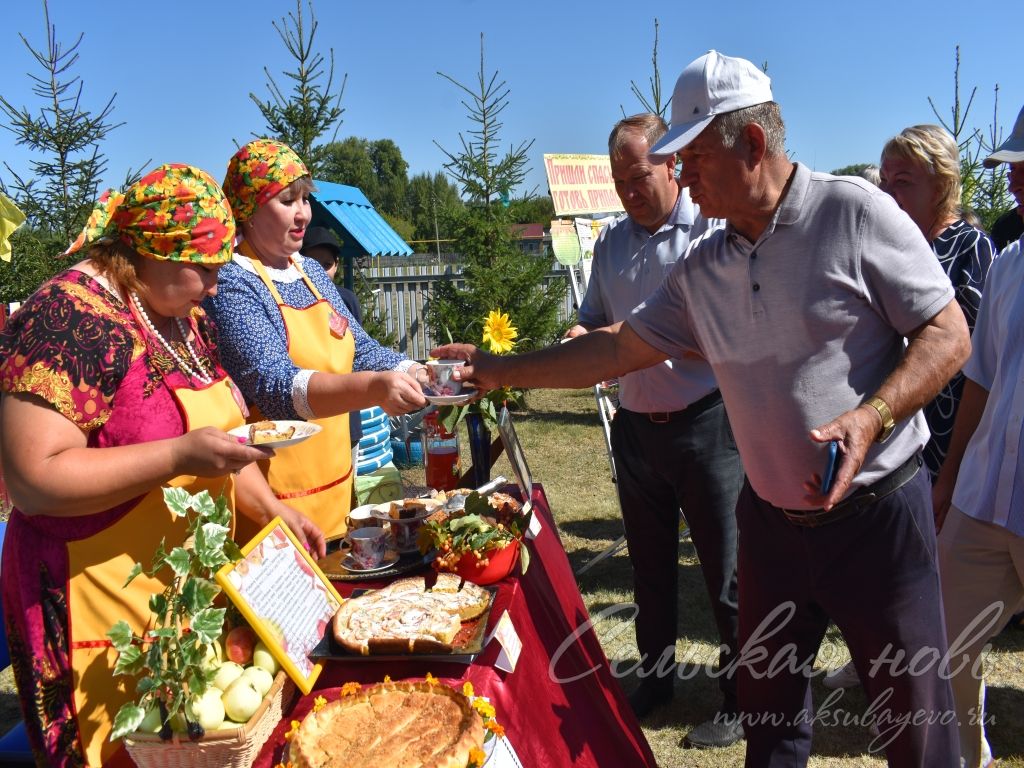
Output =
[{"x1": 254, "y1": 484, "x2": 656, "y2": 767}]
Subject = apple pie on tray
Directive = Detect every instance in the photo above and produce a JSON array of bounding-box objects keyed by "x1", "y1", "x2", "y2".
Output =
[{"x1": 332, "y1": 574, "x2": 492, "y2": 655}]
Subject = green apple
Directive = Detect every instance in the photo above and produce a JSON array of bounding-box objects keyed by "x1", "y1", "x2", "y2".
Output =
[
  {"x1": 221, "y1": 678, "x2": 262, "y2": 723},
  {"x1": 241, "y1": 665, "x2": 274, "y2": 697},
  {"x1": 137, "y1": 704, "x2": 162, "y2": 733},
  {"x1": 212, "y1": 660, "x2": 244, "y2": 692},
  {"x1": 251, "y1": 641, "x2": 280, "y2": 676},
  {"x1": 186, "y1": 687, "x2": 225, "y2": 731}
]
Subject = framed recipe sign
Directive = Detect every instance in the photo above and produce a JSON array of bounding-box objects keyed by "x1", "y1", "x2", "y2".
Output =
[{"x1": 215, "y1": 519, "x2": 344, "y2": 694}]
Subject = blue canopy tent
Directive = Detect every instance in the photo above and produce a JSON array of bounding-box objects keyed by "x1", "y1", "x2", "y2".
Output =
[{"x1": 309, "y1": 180, "x2": 413, "y2": 290}]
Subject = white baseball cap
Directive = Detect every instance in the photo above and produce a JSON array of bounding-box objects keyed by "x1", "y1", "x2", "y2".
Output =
[
  {"x1": 649, "y1": 50, "x2": 773, "y2": 160},
  {"x1": 983, "y1": 104, "x2": 1024, "y2": 168}
]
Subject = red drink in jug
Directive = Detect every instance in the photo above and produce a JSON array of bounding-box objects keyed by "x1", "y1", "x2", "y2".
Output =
[
  {"x1": 422, "y1": 411, "x2": 461, "y2": 491},
  {"x1": 426, "y1": 446, "x2": 460, "y2": 490}
]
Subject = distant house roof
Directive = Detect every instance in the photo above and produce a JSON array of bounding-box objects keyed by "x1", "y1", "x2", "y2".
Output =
[
  {"x1": 512, "y1": 223, "x2": 545, "y2": 240},
  {"x1": 310, "y1": 180, "x2": 413, "y2": 259}
]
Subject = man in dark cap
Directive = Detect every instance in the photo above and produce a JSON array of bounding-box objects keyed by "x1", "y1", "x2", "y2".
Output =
[{"x1": 301, "y1": 226, "x2": 362, "y2": 322}]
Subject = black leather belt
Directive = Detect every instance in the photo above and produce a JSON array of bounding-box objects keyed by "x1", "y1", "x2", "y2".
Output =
[
  {"x1": 780, "y1": 453, "x2": 922, "y2": 528},
  {"x1": 626, "y1": 389, "x2": 723, "y2": 424},
  {"x1": 647, "y1": 411, "x2": 682, "y2": 423}
]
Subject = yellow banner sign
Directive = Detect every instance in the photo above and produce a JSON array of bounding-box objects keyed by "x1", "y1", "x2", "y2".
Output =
[{"x1": 543, "y1": 154, "x2": 624, "y2": 217}]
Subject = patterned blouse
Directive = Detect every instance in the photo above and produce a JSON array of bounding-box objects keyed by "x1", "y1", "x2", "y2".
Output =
[
  {"x1": 923, "y1": 219, "x2": 996, "y2": 479},
  {"x1": 203, "y1": 253, "x2": 408, "y2": 421}
]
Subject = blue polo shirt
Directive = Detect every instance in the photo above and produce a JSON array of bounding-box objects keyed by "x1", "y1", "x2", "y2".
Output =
[{"x1": 577, "y1": 186, "x2": 718, "y2": 412}]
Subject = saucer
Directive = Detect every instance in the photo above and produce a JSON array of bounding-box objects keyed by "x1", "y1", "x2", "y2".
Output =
[
  {"x1": 423, "y1": 387, "x2": 477, "y2": 406},
  {"x1": 340, "y1": 549, "x2": 400, "y2": 573}
]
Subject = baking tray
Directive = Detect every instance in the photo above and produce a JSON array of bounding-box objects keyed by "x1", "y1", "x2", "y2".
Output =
[
  {"x1": 319, "y1": 536, "x2": 432, "y2": 582},
  {"x1": 308, "y1": 585, "x2": 497, "y2": 664}
]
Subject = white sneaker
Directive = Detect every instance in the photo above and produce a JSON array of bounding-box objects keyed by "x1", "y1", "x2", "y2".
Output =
[{"x1": 823, "y1": 661, "x2": 861, "y2": 690}]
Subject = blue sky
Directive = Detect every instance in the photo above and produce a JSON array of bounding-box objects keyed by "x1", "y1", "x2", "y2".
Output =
[{"x1": 1, "y1": 0, "x2": 1022, "y2": 204}]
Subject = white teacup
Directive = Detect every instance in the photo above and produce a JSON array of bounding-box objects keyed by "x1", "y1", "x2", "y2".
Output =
[
  {"x1": 346, "y1": 504, "x2": 376, "y2": 530},
  {"x1": 346, "y1": 526, "x2": 387, "y2": 569},
  {"x1": 425, "y1": 359, "x2": 466, "y2": 396}
]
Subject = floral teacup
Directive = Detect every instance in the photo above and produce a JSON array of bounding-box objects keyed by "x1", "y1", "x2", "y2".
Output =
[{"x1": 425, "y1": 359, "x2": 466, "y2": 396}]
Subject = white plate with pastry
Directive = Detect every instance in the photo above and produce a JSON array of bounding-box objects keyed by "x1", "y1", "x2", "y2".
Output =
[{"x1": 228, "y1": 420, "x2": 322, "y2": 449}]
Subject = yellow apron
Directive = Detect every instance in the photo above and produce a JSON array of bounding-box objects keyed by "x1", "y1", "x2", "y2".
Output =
[
  {"x1": 66, "y1": 366, "x2": 244, "y2": 766},
  {"x1": 236, "y1": 252, "x2": 354, "y2": 542}
]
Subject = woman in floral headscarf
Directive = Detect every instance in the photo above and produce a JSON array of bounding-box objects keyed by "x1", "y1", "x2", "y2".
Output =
[
  {"x1": 207, "y1": 140, "x2": 428, "y2": 541},
  {"x1": 0, "y1": 164, "x2": 325, "y2": 767}
]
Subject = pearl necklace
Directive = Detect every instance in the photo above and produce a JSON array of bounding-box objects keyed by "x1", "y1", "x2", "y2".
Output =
[{"x1": 130, "y1": 290, "x2": 214, "y2": 385}]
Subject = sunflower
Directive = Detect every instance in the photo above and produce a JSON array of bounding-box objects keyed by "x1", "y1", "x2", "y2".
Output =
[{"x1": 482, "y1": 310, "x2": 518, "y2": 354}]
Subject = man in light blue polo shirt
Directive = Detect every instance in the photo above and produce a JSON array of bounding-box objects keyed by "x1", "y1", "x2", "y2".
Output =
[
  {"x1": 568, "y1": 113, "x2": 744, "y2": 748},
  {"x1": 432, "y1": 51, "x2": 969, "y2": 765},
  {"x1": 933, "y1": 104, "x2": 1024, "y2": 768}
]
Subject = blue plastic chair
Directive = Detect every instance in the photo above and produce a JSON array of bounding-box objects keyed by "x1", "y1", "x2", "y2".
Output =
[{"x1": 0, "y1": 520, "x2": 37, "y2": 766}]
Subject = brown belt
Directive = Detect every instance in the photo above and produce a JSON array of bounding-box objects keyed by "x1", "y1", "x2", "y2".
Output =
[{"x1": 779, "y1": 453, "x2": 922, "y2": 528}]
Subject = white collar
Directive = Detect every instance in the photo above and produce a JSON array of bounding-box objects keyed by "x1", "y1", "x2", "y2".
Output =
[{"x1": 233, "y1": 251, "x2": 308, "y2": 284}]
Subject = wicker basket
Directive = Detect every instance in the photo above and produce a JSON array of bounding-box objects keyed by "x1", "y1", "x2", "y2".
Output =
[{"x1": 123, "y1": 670, "x2": 295, "y2": 768}]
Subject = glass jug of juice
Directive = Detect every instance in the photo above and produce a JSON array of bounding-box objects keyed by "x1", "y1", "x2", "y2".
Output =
[{"x1": 422, "y1": 411, "x2": 461, "y2": 491}]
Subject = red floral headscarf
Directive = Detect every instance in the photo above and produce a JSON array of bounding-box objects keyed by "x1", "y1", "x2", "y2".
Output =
[
  {"x1": 64, "y1": 164, "x2": 235, "y2": 264},
  {"x1": 222, "y1": 139, "x2": 310, "y2": 223}
]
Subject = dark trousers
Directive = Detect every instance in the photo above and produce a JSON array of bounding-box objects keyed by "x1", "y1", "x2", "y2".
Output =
[
  {"x1": 735, "y1": 464, "x2": 960, "y2": 767},
  {"x1": 611, "y1": 391, "x2": 744, "y2": 712}
]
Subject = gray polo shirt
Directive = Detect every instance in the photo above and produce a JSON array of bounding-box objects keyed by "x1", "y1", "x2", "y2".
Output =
[
  {"x1": 578, "y1": 186, "x2": 718, "y2": 412},
  {"x1": 630, "y1": 163, "x2": 954, "y2": 509}
]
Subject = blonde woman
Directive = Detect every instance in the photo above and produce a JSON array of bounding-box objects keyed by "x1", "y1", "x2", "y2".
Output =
[{"x1": 880, "y1": 124, "x2": 995, "y2": 479}]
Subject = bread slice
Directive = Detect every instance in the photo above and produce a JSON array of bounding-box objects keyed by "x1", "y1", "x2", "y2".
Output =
[{"x1": 389, "y1": 498, "x2": 434, "y2": 519}]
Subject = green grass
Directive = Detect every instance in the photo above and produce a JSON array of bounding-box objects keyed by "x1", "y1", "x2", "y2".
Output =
[{"x1": 407, "y1": 387, "x2": 1024, "y2": 768}]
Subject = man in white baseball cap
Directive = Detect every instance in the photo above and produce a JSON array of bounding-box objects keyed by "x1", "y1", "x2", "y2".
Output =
[
  {"x1": 934, "y1": 104, "x2": 1024, "y2": 768},
  {"x1": 431, "y1": 50, "x2": 968, "y2": 766},
  {"x1": 648, "y1": 50, "x2": 773, "y2": 161}
]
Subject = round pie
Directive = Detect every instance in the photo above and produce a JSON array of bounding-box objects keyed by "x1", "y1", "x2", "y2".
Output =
[
  {"x1": 333, "y1": 575, "x2": 491, "y2": 655},
  {"x1": 288, "y1": 681, "x2": 484, "y2": 768}
]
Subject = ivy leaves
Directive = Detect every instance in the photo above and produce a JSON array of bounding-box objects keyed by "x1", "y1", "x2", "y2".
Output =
[{"x1": 106, "y1": 488, "x2": 239, "y2": 742}]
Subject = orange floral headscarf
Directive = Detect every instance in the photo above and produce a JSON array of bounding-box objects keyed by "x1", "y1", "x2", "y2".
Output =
[
  {"x1": 222, "y1": 139, "x2": 310, "y2": 223},
  {"x1": 64, "y1": 164, "x2": 235, "y2": 264}
]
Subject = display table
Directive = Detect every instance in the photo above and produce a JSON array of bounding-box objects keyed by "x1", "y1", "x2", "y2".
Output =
[{"x1": 254, "y1": 484, "x2": 656, "y2": 767}]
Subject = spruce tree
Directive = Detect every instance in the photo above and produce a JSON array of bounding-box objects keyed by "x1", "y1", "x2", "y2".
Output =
[
  {"x1": 249, "y1": 0, "x2": 345, "y2": 176},
  {"x1": 0, "y1": 0, "x2": 134, "y2": 300},
  {"x1": 428, "y1": 34, "x2": 566, "y2": 353}
]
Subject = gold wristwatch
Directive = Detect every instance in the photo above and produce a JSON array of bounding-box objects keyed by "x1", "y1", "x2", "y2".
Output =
[{"x1": 864, "y1": 396, "x2": 895, "y2": 443}]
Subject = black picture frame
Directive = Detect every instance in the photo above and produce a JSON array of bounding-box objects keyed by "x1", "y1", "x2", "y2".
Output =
[{"x1": 497, "y1": 406, "x2": 533, "y2": 502}]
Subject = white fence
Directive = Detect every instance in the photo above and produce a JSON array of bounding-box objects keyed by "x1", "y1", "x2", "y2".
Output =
[{"x1": 361, "y1": 258, "x2": 576, "y2": 360}]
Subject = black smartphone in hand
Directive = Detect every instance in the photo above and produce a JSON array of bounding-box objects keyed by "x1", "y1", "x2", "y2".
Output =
[{"x1": 821, "y1": 440, "x2": 841, "y2": 495}]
